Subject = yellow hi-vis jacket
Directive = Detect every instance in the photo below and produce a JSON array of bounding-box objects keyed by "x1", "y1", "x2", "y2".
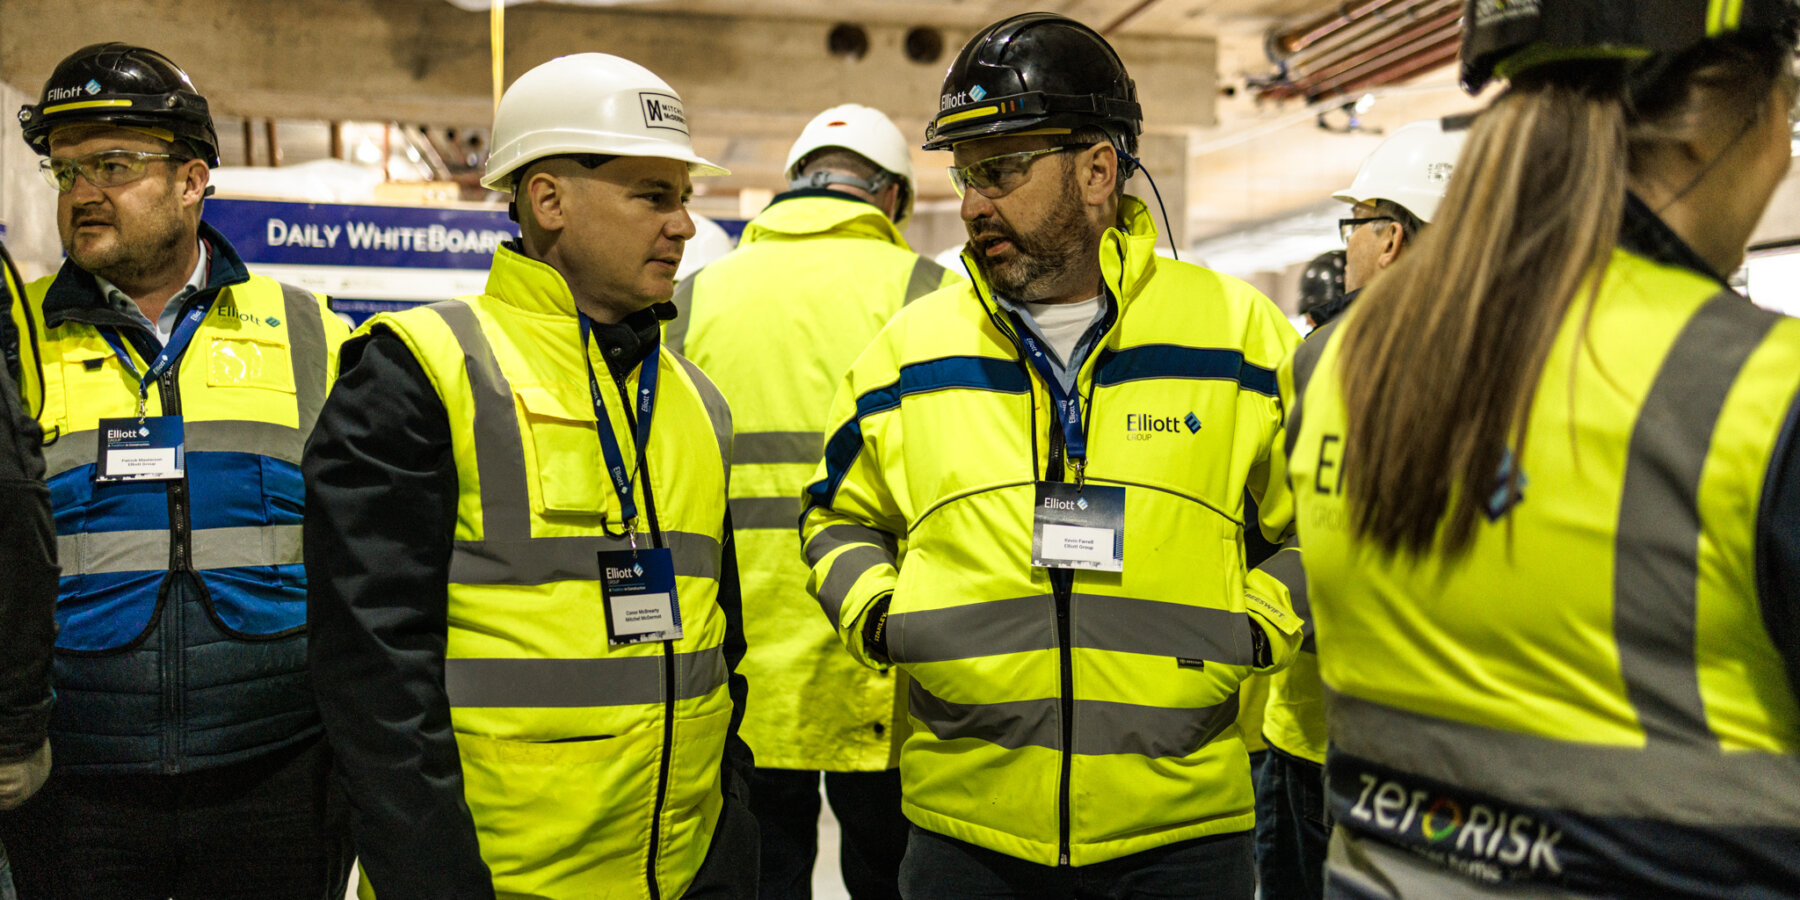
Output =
[
  {"x1": 1289, "y1": 245, "x2": 1800, "y2": 894},
  {"x1": 369, "y1": 245, "x2": 738, "y2": 899},
  {"x1": 801, "y1": 196, "x2": 1306, "y2": 866},
  {"x1": 671, "y1": 192, "x2": 958, "y2": 772}
]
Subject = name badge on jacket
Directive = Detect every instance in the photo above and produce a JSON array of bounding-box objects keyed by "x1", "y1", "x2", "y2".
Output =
[
  {"x1": 1032, "y1": 482, "x2": 1125, "y2": 571},
  {"x1": 95, "y1": 416, "x2": 185, "y2": 482},
  {"x1": 599, "y1": 547, "x2": 684, "y2": 644}
]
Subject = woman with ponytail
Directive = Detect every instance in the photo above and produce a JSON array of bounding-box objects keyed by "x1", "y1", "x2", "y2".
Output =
[{"x1": 1282, "y1": 1, "x2": 1800, "y2": 895}]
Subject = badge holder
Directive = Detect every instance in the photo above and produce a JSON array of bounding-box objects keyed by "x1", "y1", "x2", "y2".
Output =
[{"x1": 1032, "y1": 480, "x2": 1125, "y2": 571}]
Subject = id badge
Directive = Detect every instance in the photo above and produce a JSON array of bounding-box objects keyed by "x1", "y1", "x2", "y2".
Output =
[
  {"x1": 599, "y1": 547, "x2": 684, "y2": 645},
  {"x1": 1032, "y1": 482, "x2": 1125, "y2": 571},
  {"x1": 95, "y1": 416, "x2": 185, "y2": 482}
]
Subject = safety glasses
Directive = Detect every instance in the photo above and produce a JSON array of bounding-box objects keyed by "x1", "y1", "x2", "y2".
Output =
[
  {"x1": 1339, "y1": 216, "x2": 1393, "y2": 246},
  {"x1": 947, "y1": 144, "x2": 1086, "y2": 199},
  {"x1": 39, "y1": 149, "x2": 191, "y2": 193}
]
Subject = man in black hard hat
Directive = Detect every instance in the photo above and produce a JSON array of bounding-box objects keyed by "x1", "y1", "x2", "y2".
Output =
[
  {"x1": 1296, "y1": 250, "x2": 1347, "y2": 330},
  {"x1": 800, "y1": 13, "x2": 1305, "y2": 898},
  {"x1": 0, "y1": 44, "x2": 352, "y2": 898}
]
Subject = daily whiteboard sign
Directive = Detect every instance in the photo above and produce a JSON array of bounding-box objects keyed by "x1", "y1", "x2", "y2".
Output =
[{"x1": 206, "y1": 198, "x2": 518, "y2": 323}]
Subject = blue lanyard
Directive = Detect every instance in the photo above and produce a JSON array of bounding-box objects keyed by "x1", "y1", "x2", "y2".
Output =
[
  {"x1": 580, "y1": 315, "x2": 659, "y2": 533},
  {"x1": 1010, "y1": 305, "x2": 1113, "y2": 482},
  {"x1": 99, "y1": 295, "x2": 216, "y2": 418}
]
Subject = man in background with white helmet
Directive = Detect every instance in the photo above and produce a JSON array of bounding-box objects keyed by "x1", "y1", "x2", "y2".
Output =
[
  {"x1": 304, "y1": 53, "x2": 756, "y2": 899},
  {"x1": 1253, "y1": 117, "x2": 1462, "y2": 900},
  {"x1": 670, "y1": 103, "x2": 958, "y2": 900}
]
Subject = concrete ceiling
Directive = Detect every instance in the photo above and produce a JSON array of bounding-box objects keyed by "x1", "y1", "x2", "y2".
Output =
[{"x1": 0, "y1": 0, "x2": 1475, "y2": 269}]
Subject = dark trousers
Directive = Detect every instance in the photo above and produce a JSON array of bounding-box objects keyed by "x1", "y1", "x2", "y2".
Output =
[
  {"x1": 0, "y1": 733, "x2": 351, "y2": 900},
  {"x1": 749, "y1": 766, "x2": 907, "y2": 900},
  {"x1": 1254, "y1": 746, "x2": 1331, "y2": 900},
  {"x1": 898, "y1": 825, "x2": 1254, "y2": 900}
]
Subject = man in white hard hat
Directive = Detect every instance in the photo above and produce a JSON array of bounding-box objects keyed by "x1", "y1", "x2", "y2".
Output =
[
  {"x1": 1254, "y1": 116, "x2": 1463, "y2": 900},
  {"x1": 669, "y1": 103, "x2": 959, "y2": 899},
  {"x1": 304, "y1": 53, "x2": 757, "y2": 899}
]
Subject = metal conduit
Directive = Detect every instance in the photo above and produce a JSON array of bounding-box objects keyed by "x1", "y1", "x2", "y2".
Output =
[{"x1": 1258, "y1": 0, "x2": 1461, "y2": 102}]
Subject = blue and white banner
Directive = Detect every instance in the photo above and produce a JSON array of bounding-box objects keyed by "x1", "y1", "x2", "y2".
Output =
[{"x1": 207, "y1": 198, "x2": 518, "y2": 324}]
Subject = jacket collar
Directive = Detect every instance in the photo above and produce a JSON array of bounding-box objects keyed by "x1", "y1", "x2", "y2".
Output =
[
  {"x1": 1618, "y1": 190, "x2": 1730, "y2": 289},
  {"x1": 743, "y1": 191, "x2": 908, "y2": 249},
  {"x1": 43, "y1": 220, "x2": 251, "y2": 330},
  {"x1": 962, "y1": 194, "x2": 1161, "y2": 319},
  {"x1": 487, "y1": 239, "x2": 668, "y2": 376}
]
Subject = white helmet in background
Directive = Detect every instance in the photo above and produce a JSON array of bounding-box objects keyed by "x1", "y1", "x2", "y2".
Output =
[
  {"x1": 482, "y1": 53, "x2": 727, "y2": 192},
  {"x1": 1332, "y1": 118, "x2": 1464, "y2": 224},
  {"x1": 784, "y1": 104, "x2": 915, "y2": 226}
]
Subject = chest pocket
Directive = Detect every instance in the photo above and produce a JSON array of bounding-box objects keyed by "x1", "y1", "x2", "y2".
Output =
[
  {"x1": 515, "y1": 383, "x2": 609, "y2": 517},
  {"x1": 54, "y1": 344, "x2": 138, "y2": 432},
  {"x1": 207, "y1": 335, "x2": 295, "y2": 393}
]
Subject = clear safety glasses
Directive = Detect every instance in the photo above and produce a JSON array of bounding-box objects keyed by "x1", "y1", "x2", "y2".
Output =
[
  {"x1": 947, "y1": 144, "x2": 1086, "y2": 199},
  {"x1": 1339, "y1": 216, "x2": 1394, "y2": 246},
  {"x1": 39, "y1": 150, "x2": 191, "y2": 193}
]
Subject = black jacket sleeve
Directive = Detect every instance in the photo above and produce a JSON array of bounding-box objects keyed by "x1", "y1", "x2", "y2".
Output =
[
  {"x1": 715, "y1": 509, "x2": 755, "y2": 803},
  {"x1": 1759, "y1": 387, "x2": 1800, "y2": 703},
  {"x1": 0, "y1": 359, "x2": 56, "y2": 763},
  {"x1": 303, "y1": 331, "x2": 495, "y2": 899}
]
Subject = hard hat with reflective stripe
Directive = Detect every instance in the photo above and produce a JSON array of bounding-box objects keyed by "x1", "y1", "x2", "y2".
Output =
[
  {"x1": 785, "y1": 104, "x2": 916, "y2": 226},
  {"x1": 1332, "y1": 118, "x2": 1465, "y2": 225},
  {"x1": 482, "y1": 53, "x2": 726, "y2": 191}
]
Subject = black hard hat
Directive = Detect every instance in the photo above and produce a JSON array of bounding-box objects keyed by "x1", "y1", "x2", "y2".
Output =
[
  {"x1": 19, "y1": 43, "x2": 220, "y2": 167},
  {"x1": 1461, "y1": 0, "x2": 1800, "y2": 93},
  {"x1": 924, "y1": 13, "x2": 1142, "y2": 154},
  {"x1": 1298, "y1": 250, "x2": 1347, "y2": 318}
]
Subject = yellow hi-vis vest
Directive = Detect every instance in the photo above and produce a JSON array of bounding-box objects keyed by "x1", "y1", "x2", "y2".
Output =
[
  {"x1": 1289, "y1": 248, "x2": 1800, "y2": 894},
  {"x1": 369, "y1": 245, "x2": 736, "y2": 900},
  {"x1": 802, "y1": 196, "x2": 1305, "y2": 866},
  {"x1": 672, "y1": 193, "x2": 957, "y2": 772}
]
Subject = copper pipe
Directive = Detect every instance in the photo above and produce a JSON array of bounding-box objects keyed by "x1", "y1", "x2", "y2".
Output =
[
  {"x1": 1333, "y1": 37, "x2": 1461, "y2": 95},
  {"x1": 1101, "y1": 0, "x2": 1160, "y2": 36},
  {"x1": 1283, "y1": 0, "x2": 1436, "y2": 70},
  {"x1": 1300, "y1": 7, "x2": 1460, "y2": 88},
  {"x1": 1308, "y1": 26, "x2": 1462, "y2": 97},
  {"x1": 1273, "y1": 0, "x2": 1414, "y2": 57}
]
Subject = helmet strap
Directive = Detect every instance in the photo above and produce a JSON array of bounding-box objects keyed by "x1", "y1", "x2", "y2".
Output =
[{"x1": 788, "y1": 169, "x2": 895, "y2": 198}]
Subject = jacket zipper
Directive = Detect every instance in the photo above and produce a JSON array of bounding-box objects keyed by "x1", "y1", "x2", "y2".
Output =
[
  {"x1": 1048, "y1": 420, "x2": 1075, "y2": 867},
  {"x1": 616, "y1": 366, "x2": 672, "y2": 900},
  {"x1": 159, "y1": 350, "x2": 190, "y2": 774}
]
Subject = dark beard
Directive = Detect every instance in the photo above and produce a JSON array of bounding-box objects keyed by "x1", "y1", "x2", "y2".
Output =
[{"x1": 965, "y1": 182, "x2": 1096, "y2": 302}]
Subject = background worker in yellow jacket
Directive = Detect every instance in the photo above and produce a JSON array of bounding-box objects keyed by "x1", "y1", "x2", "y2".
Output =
[
  {"x1": 802, "y1": 13, "x2": 1304, "y2": 898},
  {"x1": 1284, "y1": 1, "x2": 1800, "y2": 895},
  {"x1": 1254, "y1": 116, "x2": 1460, "y2": 900},
  {"x1": 0, "y1": 43, "x2": 353, "y2": 899},
  {"x1": 304, "y1": 53, "x2": 757, "y2": 900},
  {"x1": 672, "y1": 104, "x2": 958, "y2": 900}
]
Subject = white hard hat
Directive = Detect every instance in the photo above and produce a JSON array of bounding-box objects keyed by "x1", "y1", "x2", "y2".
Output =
[
  {"x1": 1332, "y1": 118, "x2": 1465, "y2": 224},
  {"x1": 784, "y1": 104, "x2": 915, "y2": 226},
  {"x1": 483, "y1": 53, "x2": 727, "y2": 192}
]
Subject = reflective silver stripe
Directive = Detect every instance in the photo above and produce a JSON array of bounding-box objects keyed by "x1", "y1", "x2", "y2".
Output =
[
  {"x1": 428, "y1": 301, "x2": 530, "y2": 542},
  {"x1": 816, "y1": 544, "x2": 892, "y2": 622},
  {"x1": 670, "y1": 352, "x2": 732, "y2": 488},
  {"x1": 1259, "y1": 544, "x2": 1310, "y2": 650},
  {"x1": 1326, "y1": 689, "x2": 1800, "y2": 826},
  {"x1": 729, "y1": 496, "x2": 798, "y2": 531},
  {"x1": 905, "y1": 257, "x2": 948, "y2": 304},
  {"x1": 908, "y1": 680, "x2": 1239, "y2": 758},
  {"x1": 45, "y1": 420, "x2": 303, "y2": 479},
  {"x1": 888, "y1": 594, "x2": 1255, "y2": 666},
  {"x1": 664, "y1": 275, "x2": 696, "y2": 353},
  {"x1": 449, "y1": 530, "x2": 722, "y2": 586},
  {"x1": 1615, "y1": 294, "x2": 1777, "y2": 747},
  {"x1": 1285, "y1": 319, "x2": 1336, "y2": 460},
  {"x1": 279, "y1": 283, "x2": 331, "y2": 433},
  {"x1": 733, "y1": 430, "x2": 822, "y2": 466},
  {"x1": 803, "y1": 523, "x2": 897, "y2": 568},
  {"x1": 445, "y1": 645, "x2": 726, "y2": 708},
  {"x1": 57, "y1": 524, "x2": 302, "y2": 575}
]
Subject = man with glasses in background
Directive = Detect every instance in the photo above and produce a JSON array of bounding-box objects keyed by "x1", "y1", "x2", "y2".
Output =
[
  {"x1": 0, "y1": 43, "x2": 352, "y2": 898},
  {"x1": 1253, "y1": 116, "x2": 1462, "y2": 900},
  {"x1": 800, "y1": 13, "x2": 1305, "y2": 898}
]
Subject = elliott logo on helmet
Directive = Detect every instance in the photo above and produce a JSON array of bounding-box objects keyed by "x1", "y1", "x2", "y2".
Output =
[{"x1": 1473, "y1": 0, "x2": 1540, "y2": 26}]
